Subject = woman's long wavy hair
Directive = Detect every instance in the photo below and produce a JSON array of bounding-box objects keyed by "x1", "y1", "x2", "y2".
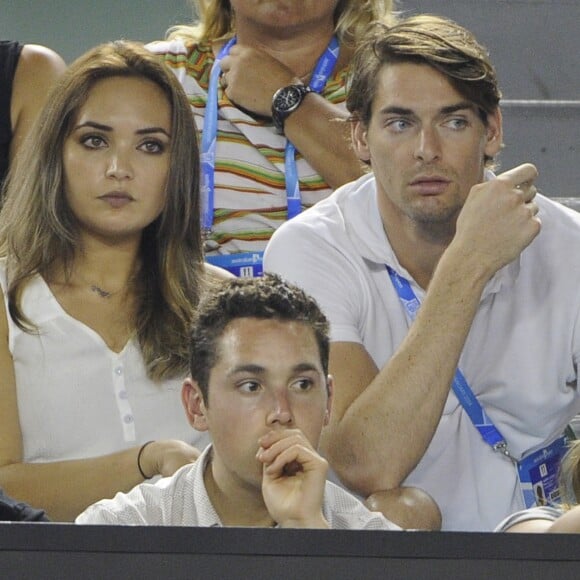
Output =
[
  {"x1": 0, "y1": 40, "x2": 206, "y2": 381},
  {"x1": 168, "y1": 0, "x2": 395, "y2": 46}
]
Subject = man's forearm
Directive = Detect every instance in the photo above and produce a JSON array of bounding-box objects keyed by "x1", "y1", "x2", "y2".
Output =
[{"x1": 324, "y1": 243, "x2": 492, "y2": 493}]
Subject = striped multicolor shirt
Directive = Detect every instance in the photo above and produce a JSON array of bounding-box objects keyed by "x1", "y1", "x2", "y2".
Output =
[{"x1": 148, "y1": 39, "x2": 350, "y2": 256}]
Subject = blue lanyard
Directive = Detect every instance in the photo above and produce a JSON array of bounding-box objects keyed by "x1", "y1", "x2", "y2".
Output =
[
  {"x1": 386, "y1": 265, "x2": 511, "y2": 457},
  {"x1": 285, "y1": 35, "x2": 339, "y2": 219},
  {"x1": 200, "y1": 36, "x2": 340, "y2": 235},
  {"x1": 200, "y1": 37, "x2": 237, "y2": 236}
]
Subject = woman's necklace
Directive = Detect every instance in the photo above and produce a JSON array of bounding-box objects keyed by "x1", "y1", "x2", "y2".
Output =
[
  {"x1": 48, "y1": 265, "x2": 134, "y2": 301},
  {"x1": 77, "y1": 274, "x2": 126, "y2": 299},
  {"x1": 90, "y1": 284, "x2": 114, "y2": 299}
]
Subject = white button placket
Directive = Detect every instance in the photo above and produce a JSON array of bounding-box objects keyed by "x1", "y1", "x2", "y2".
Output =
[{"x1": 112, "y1": 358, "x2": 136, "y2": 442}]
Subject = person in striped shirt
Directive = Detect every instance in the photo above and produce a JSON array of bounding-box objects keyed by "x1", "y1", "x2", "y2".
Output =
[{"x1": 149, "y1": 1, "x2": 395, "y2": 275}]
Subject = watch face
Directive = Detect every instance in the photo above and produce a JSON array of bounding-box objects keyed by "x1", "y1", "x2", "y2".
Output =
[
  {"x1": 271, "y1": 84, "x2": 311, "y2": 133},
  {"x1": 274, "y1": 86, "x2": 304, "y2": 113}
]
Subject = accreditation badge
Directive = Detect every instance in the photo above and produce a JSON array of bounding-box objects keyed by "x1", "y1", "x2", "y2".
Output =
[
  {"x1": 516, "y1": 435, "x2": 569, "y2": 508},
  {"x1": 205, "y1": 251, "x2": 264, "y2": 278}
]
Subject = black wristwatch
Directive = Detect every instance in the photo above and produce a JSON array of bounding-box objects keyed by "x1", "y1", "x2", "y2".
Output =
[{"x1": 271, "y1": 84, "x2": 312, "y2": 134}]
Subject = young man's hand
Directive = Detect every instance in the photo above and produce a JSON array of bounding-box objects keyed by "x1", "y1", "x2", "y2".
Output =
[{"x1": 257, "y1": 429, "x2": 329, "y2": 528}]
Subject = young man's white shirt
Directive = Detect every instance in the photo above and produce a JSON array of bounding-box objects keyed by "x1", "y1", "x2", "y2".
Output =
[{"x1": 76, "y1": 445, "x2": 401, "y2": 530}]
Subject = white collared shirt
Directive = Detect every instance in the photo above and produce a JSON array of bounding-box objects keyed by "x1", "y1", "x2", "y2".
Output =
[
  {"x1": 76, "y1": 445, "x2": 400, "y2": 530},
  {"x1": 264, "y1": 173, "x2": 580, "y2": 531}
]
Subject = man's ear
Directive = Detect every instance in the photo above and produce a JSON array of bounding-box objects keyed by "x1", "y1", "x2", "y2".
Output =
[
  {"x1": 351, "y1": 120, "x2": 371, "y2": 163},
  {"x1": 324, "y1": 375, "x2": 334, "y2": 426},
  {"x1": 182, "y1": 378, "x2": 209, "y2": 432},
  {"x1": 484, "y1": 107, "x2": 503, "y2": 159}
]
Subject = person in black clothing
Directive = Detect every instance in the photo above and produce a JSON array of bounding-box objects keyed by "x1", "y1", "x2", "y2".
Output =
[
  {"x1": 0, "y1": 41, "x2": 65, "y2": 190},
  {"x1": 0, "y1": 488, "x2": 49, "y2": 522}
]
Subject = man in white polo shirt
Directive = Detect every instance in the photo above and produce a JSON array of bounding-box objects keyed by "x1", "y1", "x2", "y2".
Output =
[{"x1": 264, "y1": 15, "x2": 580, "y2": 531}]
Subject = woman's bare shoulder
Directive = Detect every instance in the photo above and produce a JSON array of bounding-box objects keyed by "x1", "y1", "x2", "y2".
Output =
[{"x1": 203, "y1": 262, "x2": 235, "y2": 281}]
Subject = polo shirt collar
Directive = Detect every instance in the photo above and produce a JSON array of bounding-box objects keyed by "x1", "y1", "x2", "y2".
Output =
[
  {"x1": 343, "y1": 173, "x2": 521, "y2": 298},
  {"x1": 193, "y1": 445, "x2": 223, "y2": 527}
]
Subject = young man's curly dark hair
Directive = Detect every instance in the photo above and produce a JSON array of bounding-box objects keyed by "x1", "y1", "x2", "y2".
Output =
[{"x1": 189, "y1": 274, "x2": 330, "y2": 400}]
